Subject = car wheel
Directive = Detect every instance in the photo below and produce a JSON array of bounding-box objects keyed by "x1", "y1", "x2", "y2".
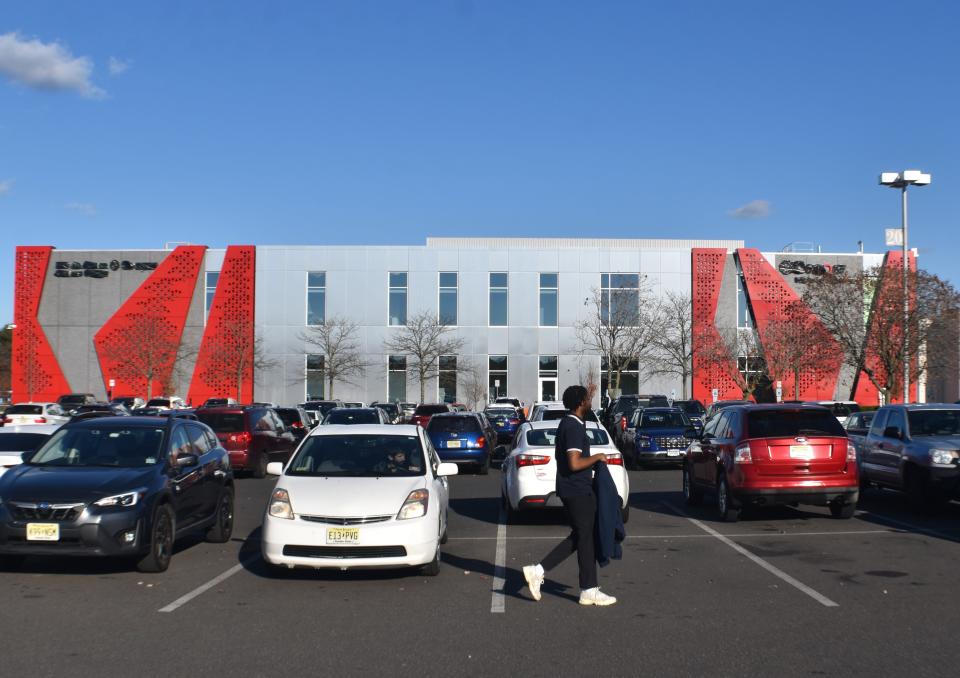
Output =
[
  {"x1": 683, "y1": 464, "x2": 703, "y2": 506},
  {"x1": 829, "y1": 501, "x2": 856, "y2": 519},
  {"x1": 421, "y1": 545, "x2": 441, "y2": 576},
  {"x1": 0, "y1": 554, "x2": 25, "y2": 571},
  {"x1": 252, "y1": 452, "x2": 268, "y2": 479},
  {"x1": 206, "y1": 486, "x2": 235, "y2": 543},
  {"x1": 440, "y1": 514, "x2": 449, "y2": 545},
  {"x1": 137, "y1": 503, "x2": 175, "y2": 573},
  {"x1": 716, "y1": 473, "x2": 740, "y2": 523},
  {"x1": 620, "y1": 505, "x2": 630, "y2": 523}
]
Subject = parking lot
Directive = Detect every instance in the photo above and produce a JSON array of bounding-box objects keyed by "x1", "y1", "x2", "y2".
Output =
[{"x1": 2, "y1": 464, "x2": 959, "y2": 677}]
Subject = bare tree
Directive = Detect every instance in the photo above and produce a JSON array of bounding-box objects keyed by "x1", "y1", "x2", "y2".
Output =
[
  {"x1": 695, "y1": 327, "x2": 767, "y2": 400},
  {"x1": 575, "y1": 281, "x2": 658, "y2": 398},
  {"x1": 460, "y1": 357, "x2": 489, "y2": 412},
  {"x1": 99, "y1": 313, "x2": 186, "y2": 399},
  {"x1": 382, "y1": 311, "x2": 466, "y2": 403},
  {"x1": 762, "y1": 301, "x2": 842, "y2": 400},
  {"x1": 201, "y1": 318, "x2": 279, "y2": 402},
  {"x1": 803, "y1": 265, "x2": 959, "y2": 402},
  {"x1": 650, "y1": 291, "x2": 693, "y2": 399},
  {"x1": 299, "y1": 316, "x2": 367, "y2": 399},
  {"x1": 0, "y1": 325, "x2": 13, "y2": 399}
]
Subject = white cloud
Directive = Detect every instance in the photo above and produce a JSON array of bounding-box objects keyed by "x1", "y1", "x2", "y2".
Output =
[
  {"x1": 0, "y1": 179, "x2": 11, "y2": 195},
  {"x1": 728, "y1": 199, "x2": 771, "y2": 219},
  {"x1": 0, "y1": 32, "x2": 104, "y2": 98},
  {"x1": 65, "y1": 201, "x2": 97, "y2": 217},
  {"x1": 108, "y1": 56, "x2": 130, "y2": 76}
]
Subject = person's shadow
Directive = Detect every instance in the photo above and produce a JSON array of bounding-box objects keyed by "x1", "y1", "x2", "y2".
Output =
[{"x1": 439, "y1": 550, "x2": 578, "y2": 603}]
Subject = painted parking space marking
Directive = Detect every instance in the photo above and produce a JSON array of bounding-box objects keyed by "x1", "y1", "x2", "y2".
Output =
[
  {"x1": 452, "y1": 529, "x2": 891, "y2": 541},
  {"x1": 490, "y1": 505, "x2": 507, "y2": 614},
  {"x1": 158, "y1": 558, "x2": 257, "y2": 613},
  {"x1": 662, "y1": 502, "x2": 840, "y2": 608}
]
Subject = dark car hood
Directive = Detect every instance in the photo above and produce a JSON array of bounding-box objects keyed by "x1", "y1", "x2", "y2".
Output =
[{"x1": 0, "y1": 465, "x2": 158, "y2": 503}]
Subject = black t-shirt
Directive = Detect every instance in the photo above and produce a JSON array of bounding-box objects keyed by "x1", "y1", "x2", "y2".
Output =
[{"x1": 555, "y1": 415, "x2": 592, "y2": 498}]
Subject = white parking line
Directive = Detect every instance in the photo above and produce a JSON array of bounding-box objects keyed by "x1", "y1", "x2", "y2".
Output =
[
  {"x1": 661, "y1": 502, "x2": 839, "y2": 608},
  {"x1": 158, "y1": 558, "x2": 257, "y2": 613},
  {"x1": 450, "y1": 529, "x2": 890, "y2": 541},
  {"x1": 490, "y1": 505, "x2": 507, "y2": 614}
]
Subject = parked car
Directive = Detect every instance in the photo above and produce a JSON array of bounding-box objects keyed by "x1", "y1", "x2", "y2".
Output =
[
  {"x1": 145, "y1": 396, "x2": 185, "y2": 410},
  {"x1": 400, "y1": 402, "x2": 418, "y2": 423},
  {"x1": 814, "y1": 401, "x2": 861, "y2": 427},
  {"x1": 684, "y1": 404, "x2": 858, "y2": 521},
  {"x1": 261, "y1": 424, "x2": 457, "y2": 575},
  {"x1": 275, "y1": 407, "x2": 313, "y2": 443},
  {"x1": 859, "y1": 404, "x2": 960, "y2": 509},
  {"x1": 494, "y1": 397, "x2": 527, "y2": 419},
  {"x1": 370, "y1": 402, "x2": 403, "y2": 424},
  {"x1": 0, "y1": 424, "x2": 61, "y2": 476},
  {"x1": 71, "y1": 403, "x2": 131, "y2": 418},
  {"x1": 844, "y1": 411, "x2": 875, "y2": 478},
  {"x1": 300, "y1": 400, "x2": 344, "y2": 426},
  {"x1": 111, "y1": 396, "x2": 145, "y2": 410},
  {"x1": 501, "y1": 421, "x2": 630, "y2": 522},
  {"x1": 484, "y1": 404, "x2": 523, "y2": 445},
  {"x1": 530, "y1": 401, "x2": 601, "y2": 424},
  {"x1": 425, "y1": 412, "x2": 496, "y2": 474},
  {"x1": 410, "y1": 404, "x2": 453, "y2": 428},
  {"x1": 0, "y1": 416, "x2": 235, "y2": 572},
  {"x1": 200, "y1": 397, "x2": 239, "y2": 408},
  {"x1": 56, "y1": 393, "x2": 98, "y2": 414},
  {"x1": 703, "y1": 399, "x2": 752, "y2": 423},
  {"x1": 673, "y1": 399, "x2": 707, "y2": 430},
  {"x1": 323, "y1": 408, "x2": 390, "y2": 425},
  {"x1": 343, "y1": 402, "x2": 366, "y2": 409},
  {"x1": 196, "y1": 406, "x2": 298, "y2": 478},
  {"x1": 628, "y1": 407, "x2": 698, "y2": 468},
  {"x1": 3, "y1": 403, "x2": 70, "y2": 427},
  {"x1": 602, "y1": 394, "x2": 669, "y2": 433}
]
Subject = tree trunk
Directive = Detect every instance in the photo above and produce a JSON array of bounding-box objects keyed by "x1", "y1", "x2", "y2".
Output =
[
  {"x1": 681, "y1": 369, "x2": 689, "y2": 399},
  {"x1": 328, "y1": 372, "x2": 335, "y2": 399},
  {"x1": 419, "y1": 371, "x2": 426, "y2": 403},
  {"x1": 147, "y1": 376, "x2": 153, "y2": 400},
  {"x1": 794, "y1": 368, "x2": 801, "y2": 400}
]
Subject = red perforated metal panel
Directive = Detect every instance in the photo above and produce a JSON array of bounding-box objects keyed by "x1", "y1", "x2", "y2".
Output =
[
  {"x1": 12, "y1": 246, "x2": 72, "y2": 402},
  {"x1": 691, "y1": 248, "x2": 741, "y2": 402},
  {"x1": 736, "y1": 249, "x2": 842, "y2": 400},
  {"x1": 188, "y1": 246, "x2": 256, "y2": 404},
  {"x1": 93, "y1": 246, "x2": 206, "y2": 399}
]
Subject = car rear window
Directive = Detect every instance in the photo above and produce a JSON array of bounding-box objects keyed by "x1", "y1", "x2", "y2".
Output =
[
  {"x1": 540, "y1": 409, "x2": 566, "y2": 421},
  {"x1": 196, "y1": 411, "x2": 246, "y2": 433},
  {"x1": 0, "y1": 433, "x2": 51, "y2": 452},
  {"x1": 485, "y1": 408, "x2": 516, "y2": 419},
  {"x1": 325, "y1": 410, "x2": 379, "y2": 425},
  {"x1": 677, "y1": 401, "x2": 706, "y2": 415},
  {"x1": 275, "y1": 409, "x2": 300, "y2": 426},
  {"x1": 58, "y1": 396, "x2": 88, "y2": 405},
  {"x1": 907, "y1": 409, "x2": 960, "y2": 436},
  {"x1": 525, "y1": 428, "x2": 609, "y2": 447},
  {"x1": 5, "y1": 405, "x2": 43, "y2": 415},
  {"x1": 287, "y1": 434, "x2": 425, "y2": 477},
  {"x1": 428, "y1": 416, "x2": 481, "y2": 433},
  {"x1": 746, "y1": 410, "x2": 846, "y2": 438},
  {"x1": 415, "y1": 405, "x2": 449, "y2": 415},
  {"x1": 376, "y1": 404, "x2": 399, "y2": 415}
]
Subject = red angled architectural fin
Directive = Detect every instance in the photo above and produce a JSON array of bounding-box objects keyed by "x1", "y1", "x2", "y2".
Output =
[
  {"x1": 12, "y1": 246, "x2": 72, "y2": 402},
  {"x1": 692, "y1": 248, "x2": 741, "y2": 403}
]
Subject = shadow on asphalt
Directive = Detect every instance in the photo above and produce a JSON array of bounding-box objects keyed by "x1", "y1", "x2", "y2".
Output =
[{"x1": 449, "y1": 496, "x2": 501, "y2": 524}]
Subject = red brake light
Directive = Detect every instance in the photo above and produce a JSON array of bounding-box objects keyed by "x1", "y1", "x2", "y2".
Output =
[
  {"x1": 517, "y1": 454, "x2": 551, "y2": 468},
  {"x1": 605, "y1": 454, "x2": 623, "y2": 466},
  {"x1": 477, "y1": 436, "x2": 486, "y2": 448},
  {"x1": 3, "y1": 417, "x2": 12, "y2": 423},
  {"x1": 34, "y1": 417, "x2": 47, "y2": 424},
  {"x1": 292, "y1": 421, "x2": 303, "y2": 429},
  {"x1": 734, "y1": 443, "x2": 752, "y2": 464},
  {"x1": 508, "y1": 418, "x2": 519, "y2": 425},
  {"x1": 228, "y1": 431, "x2": 252, "y2": 445},
  {"x1": 846, "y1": 442, "x2": 857, "y2": 462},
  {"x1": 620, "y1": 417, "x2": 627, "y2": 431}
]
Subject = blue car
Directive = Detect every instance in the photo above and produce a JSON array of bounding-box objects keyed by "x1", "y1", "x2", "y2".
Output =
[
  {"x1": 632, "y1": 407, "x2": 698, "y2": 468},
  {"x1": 483, "y1": 405, "x2": 523, "y2": 446},
  {"x1": 426, "y1": 413, "x2": 495, "y2": 475}
]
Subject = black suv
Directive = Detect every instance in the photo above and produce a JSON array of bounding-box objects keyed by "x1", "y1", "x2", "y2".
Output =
[
  {"x1": 0, "y1": 416, "x2": 235, "y2": 572},
  {"x1": 603, "y1": 394, "x2": 669, "y2": 433}
]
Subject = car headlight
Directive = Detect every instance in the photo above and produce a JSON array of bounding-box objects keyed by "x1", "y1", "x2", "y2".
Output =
[
  {"x1": 637, "y1": 435, "x2": 651, "y2": 449},
  {"x1": 929, "y1": 449, "x2": 958, "y2": 465},
  {"x1": 94, "y1": 488, "x2": 145, "y2": 507},
  {"x1": 268, "y1": 488, "x2": 294, "y2": 519},
  {"x1": 397, "y1": 489, "x2": 429, "y2": 520}
]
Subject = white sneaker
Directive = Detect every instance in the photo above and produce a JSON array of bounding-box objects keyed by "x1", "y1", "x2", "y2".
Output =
[
  {"x1": 579, "y1": 588, "x2": 617, "y2": 606},
  {"x1": 523, "y1": 565, "x2": 544, "y2": 602}
]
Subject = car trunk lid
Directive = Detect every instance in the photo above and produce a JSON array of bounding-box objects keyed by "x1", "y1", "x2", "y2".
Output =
[{"x1": 750, "y1": 436, "x2": 847, "y2": 475}]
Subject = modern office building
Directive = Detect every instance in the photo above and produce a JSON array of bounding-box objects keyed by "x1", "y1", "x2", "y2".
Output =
[{"x1": 12, "y1": 238, "x2": 913, "y2": 408}]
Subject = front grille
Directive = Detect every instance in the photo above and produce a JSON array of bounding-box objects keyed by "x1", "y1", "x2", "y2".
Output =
[
  {"x1": 654, "y1": 436, "x2": 688, "y2": 450},
  {"x1": 299, "y1": 514, "x2": 392, "y2": 525},
  {"x1": 282, "y1": 545, "x2": 407, "y2": 559},
  {"x1": 8, "y1": 502, "x2": 84, "y2": 523}
]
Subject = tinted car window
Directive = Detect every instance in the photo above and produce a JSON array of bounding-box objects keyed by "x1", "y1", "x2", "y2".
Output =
[
  {"x1": 885, "y1": 409, "x2": 906, "y2": 437},
  {"x1": 640, "y1": 411, "x2": 688, "y2": 428},
  {"x1": 907, "y1": 410, "x2": 960, "y2": 436},
  {"x1": 0, "y1": 433, "x2": 50, "y2": 451},
  {"x1": 714, "y1": 412, "x2": 732, "y2": 439},
  {"x1": 187, "y1": 424, "x2": 212, "y2": 453},
  {"x1": 31, "y1": 426, "x2": 166, "y2": 467},
  {"x1": 526, "y1": 428, "x2": 609, "y2": 447},
  {"x1": 428, "y1": 416, "x2": 481, "y2": 433},
  {"x1": 746, "y1": 410, "x2": 845, "y2": 438},
  {"x1": 869, "y1": 410, "x2": 888, "y2": 436},
  {"x1": 276, "y1": 409, "x2": 300, "y2": 426},
  {"x1": 5, "y1": 405, "x2": 43, "y2": 415},
  {"x1": 676, "y1": 401, "x2": 706, "y2": 415},
  {"x1": 325, "y1": 409, "x2": 380, "y2": 425},
  {"x1": 415, "y1": 405, "x2": 450, "y2": 416},
  {"x1": 287, "y1": 434, "x2": 425, "y2": 477},
  {"x1": 196, "y1": 411, "x2": 246, "y2": 433}
]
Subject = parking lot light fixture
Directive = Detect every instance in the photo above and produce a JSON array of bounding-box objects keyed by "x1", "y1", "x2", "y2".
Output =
[{"x1": 878, "y1": 170, "x2": 932, "y2": 403}]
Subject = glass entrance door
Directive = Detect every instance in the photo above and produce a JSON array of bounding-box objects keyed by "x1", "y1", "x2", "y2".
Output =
[{"x1": 538, "y1": 378, "x2": 558, "y2": 402}]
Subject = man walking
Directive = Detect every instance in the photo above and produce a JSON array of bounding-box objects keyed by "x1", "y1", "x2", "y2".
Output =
[{"x1": 522, "y1": 385, "x2": 617, "y2": 606}]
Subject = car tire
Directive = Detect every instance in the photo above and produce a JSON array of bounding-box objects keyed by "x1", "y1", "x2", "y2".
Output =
[
  {"x1": 421, "y1": 545, "x2": 441, "y2": 576},
  {"x1": 252, "y1": 452, "x2": 268, "y2": 479},
  {"x1": 716, "y1": 473, "x2": 740, "y2": 523},
  {"x1": 829, "y1": 501, "x2": 856, "y2": 519},
  {"x1": 683, "y1": 464, "x2": 703, "y2": 506},
  {"x1": 206, "y1": 486, "x2": 235, "y2": 543},
  {"x1": 440, "y1": 514, "x2": 449, "y2": 545},
  {"x1": 620, "y1": 505, "x2": 630, "y2": 523},
  {"x1": 0, "y1": 554, "x2": 25, "y2": 571},
  {"x1": 137, "y1": 503, "x2": 175, "y2": 573}
]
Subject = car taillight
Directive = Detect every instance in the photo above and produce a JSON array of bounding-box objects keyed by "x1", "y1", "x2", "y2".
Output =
[
  {"x1": 517, "y1": 454, "x2": 551, "y2": 467},
  {"x1": 508, "y1": 418, "x2": 519, "y2": 425},
  {"x1": 34, "y1": 417, "x2": 47, "y2": 423},
  {"x1": 734, "y1": 443, "x2": 752, "y2": 464},
  {"x1": 620, "y1": 417, "x2": 627, "y2": 431},
  {"x1": 477, "y1": 436, "x2": 486, "y2": 448},
  {"x1": 3, "y1": 417, "x2": 12, "y2": 423},
  {"x1": 292, "y1": 421, "x2": 303, "y2": 429},
  {"x1": 846, "y1": 442, "x2": 857, "y2": 462},
  {"x1": 605, "y1": 454, "x2": 623, "y2": 466},
  {"x1": 228, "y1": 431, "x2": 252, "y2": 445}
]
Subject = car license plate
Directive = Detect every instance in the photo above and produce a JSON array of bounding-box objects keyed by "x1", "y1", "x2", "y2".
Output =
[
  {"x1": 790, "y1": 444, "x2": 813, "y2": 459},
  {"x1": 496, "y1": 422, "x2": 504, "y2": 427},
  {"x1": 26, "y1": 523, "x2": 59, "y2": 541},
  {"x1": 326, "y1": 527, "x2": 359, "y2": 545},
  {"x1": 667, "y1": 449, "x2": 682, "y2": 457},
  {"x1": 447, "y1": 440, "x2": 462, "y2": 448}
]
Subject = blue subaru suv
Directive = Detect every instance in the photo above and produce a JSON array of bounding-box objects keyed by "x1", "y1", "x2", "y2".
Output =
[
  {"x1": 426, "y1": 412, "x2": 496, "y2": 475},
  {"x1": 631, "y1": 407, "x2": 699, "y2": 468}
]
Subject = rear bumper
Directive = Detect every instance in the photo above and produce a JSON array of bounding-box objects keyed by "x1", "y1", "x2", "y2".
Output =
[
  {"x1": 732, "y1": 486, "x2": 859, "y2": 507},
  {"x1": 437, "y1": 449, "x2": 488, "y2": 465},
  {"x1": 635, "y1": 450, "x2": 687, "y2": 464}
]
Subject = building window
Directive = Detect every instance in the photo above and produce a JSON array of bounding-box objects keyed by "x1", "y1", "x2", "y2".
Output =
[
  {"x1": 439, "y1": 272, "x2": 458, "y2": 326},
  {"x1": 205, "y1": 271, "x2": 219, "y2": 321},
  {"x1": 539, "y1": 355, "x2": 559, "y2": 402},
  {"x1": 601, "y1": 273, "x2": 640, "y2": 326},
  {"x1": 539, "y1": 273, "x2": 558, "y2": 327},
  {"x1": 306, "y1": 354, "x2": 325, "y2": 400},
  {"x1": 601, "y1": 355, "x2": 639, "y2": 400},
  {"x1": 389, "y1": 272, "x2": 408, "y2": 326},
  {"x1": 736, "y1": 274, "x2": 753, "y2": 329},
  {"x1": 307, "y1": 271, "x2": 326, "y2": 326},
  {"x1": 489, "y1": 272, "x2": 508, "y2": 326},
  {"x1": 388, "y1": 355, "x2": 406, "y2": 402},
  {"x1": 489, "y1": 355, "x2": 507, "y2": 400},
  {"x1": 439, "y1": 355, "x2": 457, "y2": 403}
]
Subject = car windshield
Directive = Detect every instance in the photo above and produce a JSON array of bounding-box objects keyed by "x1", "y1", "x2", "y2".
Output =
[
  {"x1": 196, "y1": 411, "x2": 245, "y2": 433},
  {"x1": 907, "y1": 410, "x2": 960, "y2": 437},
  {"x1": 677, "y1": 401, "x2": 705, "y2": 415},
  {"x1": 287, "y1": 434, "x2": 425, "y2": 477},
  {"x1": 29, "y1": 426, "x2": 166, "y2": 467},
  {"x1": 415, "y1": 405, "x2": 449, "y2": 415},
  {"x1": 746, "y1": 410, "x2": 846, "y2": 438},
  {"x1": 526, "y1": 428, "x2": 610, "y2": 447},
  {"x1": 428, "y1": 417, "x2": 480, "y2": 433},
  {"x1": 5, "y1": 405, "x2": 43, "y2": 415},
  {"x1": 640, "y1": 411, "x2": 688, "y2": 428},
  {"x1": 485, "y1": 408, "x2": 516, "y2": 419},
  {"x1": 325, "y1": 410, "x2": 379, "y2": 424},
  {"x1": 0, "y1": 433, "x2": 51, "y2": 452},
  {"x1": 146, "y1": 399, "x2": 170, "y2": 407}
]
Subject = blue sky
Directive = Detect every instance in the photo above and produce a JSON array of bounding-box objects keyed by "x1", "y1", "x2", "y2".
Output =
[{"x1": 1, "y1": 1, "x2": 957, "y2": 323}]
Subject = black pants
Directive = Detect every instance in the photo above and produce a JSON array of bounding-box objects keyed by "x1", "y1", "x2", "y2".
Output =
[{"x1": 540, "y1": 493, "x2": 597, "y2": 590}]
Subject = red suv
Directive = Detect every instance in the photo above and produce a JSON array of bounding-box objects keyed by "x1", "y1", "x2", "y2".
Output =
[
  {"x1": 683, "y1": 404, "x2": 858, "y2": 521},
  {"x1": 410, "y1": 404, "x2": 453, "y2": 428},
  {"x1": 196, "y1": 406, "x2": 297, "y2": 478}
]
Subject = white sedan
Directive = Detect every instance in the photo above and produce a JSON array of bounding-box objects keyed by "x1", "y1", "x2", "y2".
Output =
[
  {"x1": 261, "y1": 424, "x2": 458, "y2": 575},
  {"x1": 0, "y1": 424, "x2": 62, "y2": 475},
  {"x1": 501, "y1": 421, "x2": 631, "y2": 522},
  {"x1": 2, "y1": 403, "x2": 70, "y2": 427}
]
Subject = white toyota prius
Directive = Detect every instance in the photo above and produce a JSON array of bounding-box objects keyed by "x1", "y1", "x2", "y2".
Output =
[{"x1": 261, "y1": 424, "x2": 458, "y2": 575}]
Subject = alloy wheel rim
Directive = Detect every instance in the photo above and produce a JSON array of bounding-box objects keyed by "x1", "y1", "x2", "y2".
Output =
[
  {"x1": 221, "y1": 496, "x2": 233, "y2": 533},
  {"x1": 719, "y1": 479, "x2": 727, "y2": 514},
  {"x1": 156, "y1": 514, "x2": 172, "y2": 562}
]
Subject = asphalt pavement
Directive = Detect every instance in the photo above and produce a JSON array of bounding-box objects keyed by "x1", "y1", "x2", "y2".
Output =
[{"x1": 2, "y1": 465, "x2": 959, "y2": 677}]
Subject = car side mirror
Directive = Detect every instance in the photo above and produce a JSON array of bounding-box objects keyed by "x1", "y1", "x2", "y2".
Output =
[
  {"x1": 883, "y1": 426, "x2": 902, "y2": 440},
  {"x1": 175, "y1": 454, "x2": 199, "y2": 468},
  {"x1": 683, "y1": 427, "x2": 699, "y2": 440},
  {"x1": 266, "y1": 461, "x2": 284, "y2": 476},
  {"x1": 437, "y1": 462, "x2": 459, "y2": 477},
  {"x1": 21, "y1": 450, "x2": 35, "y2": 463}
]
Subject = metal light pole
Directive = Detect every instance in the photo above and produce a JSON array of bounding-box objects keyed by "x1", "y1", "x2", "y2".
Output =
[{"x1": 879, "y1": 170, "x2": 931, "y2": 403}]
